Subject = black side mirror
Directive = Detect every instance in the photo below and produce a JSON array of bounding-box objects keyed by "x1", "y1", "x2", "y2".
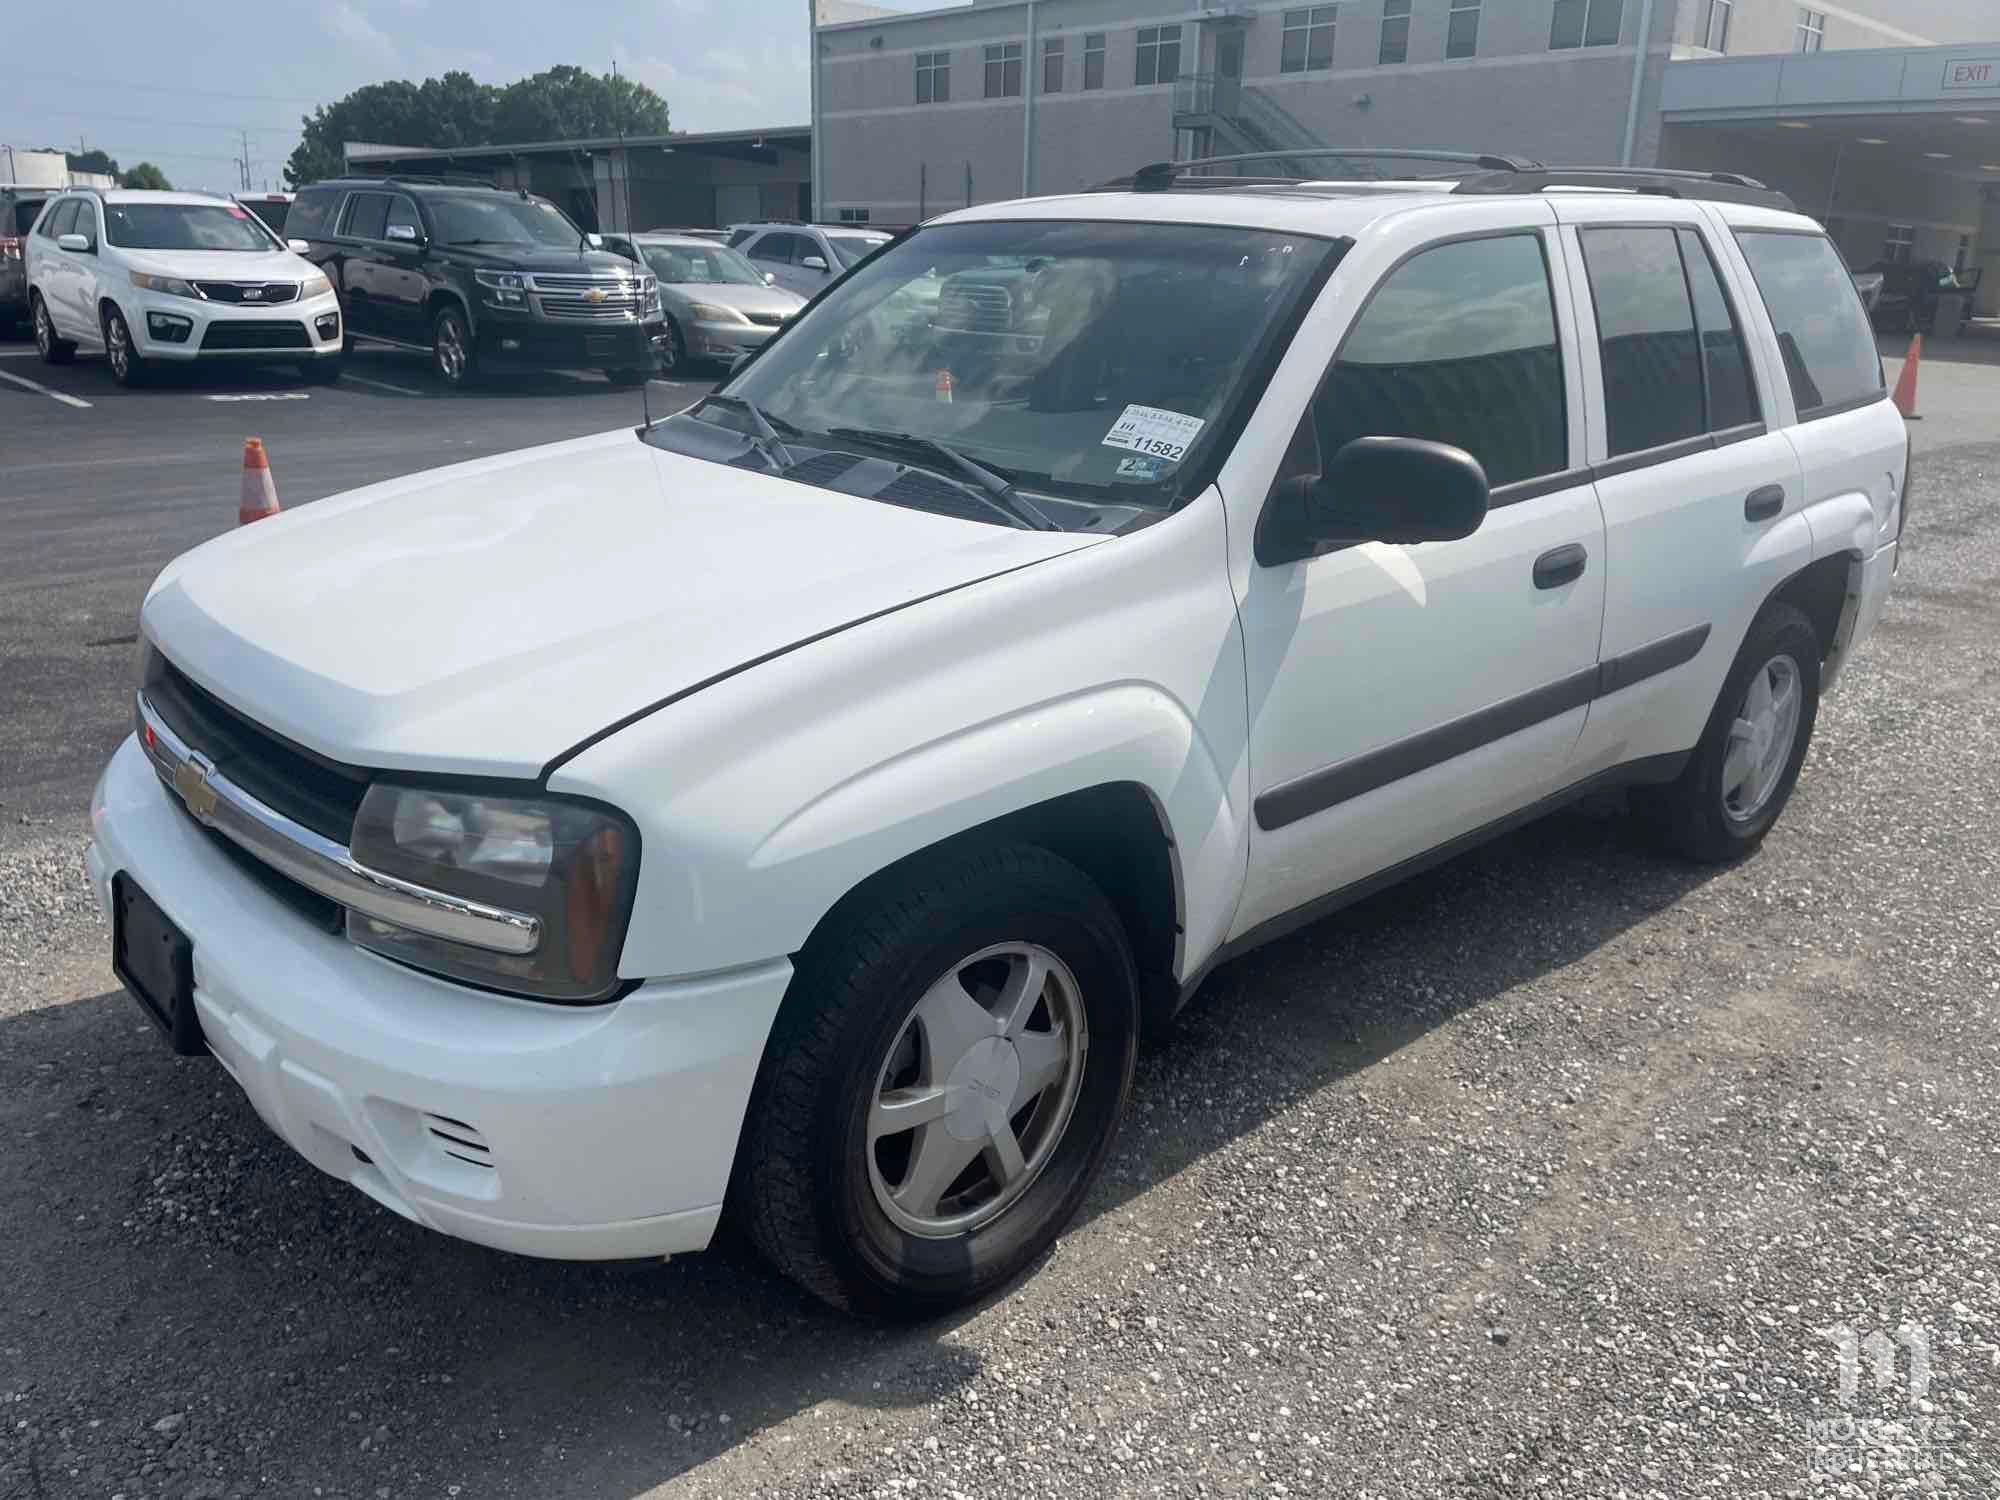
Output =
[{"x1": 1257, "y1": 436, "x2": 1489, "y2": 566}]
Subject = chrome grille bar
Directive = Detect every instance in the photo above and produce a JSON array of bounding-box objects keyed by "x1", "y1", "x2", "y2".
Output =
[{"x1": 135, "y1": 692, "x2": 541, "y2": 956}]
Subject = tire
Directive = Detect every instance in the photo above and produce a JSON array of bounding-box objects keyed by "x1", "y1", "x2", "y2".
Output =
[
  {"x1": 737, "y1": 843, "x2": 1140, "y2": 1318},
  {"x1": 299, "y1": 358, "x2": 343, "y2": 385},
  {"x1": 32, "y1": 294, "x2": 74, "y2": 365},
  {"x1": 604, "y1": 366, "x2": 647, "y2": 387},
  {"x1": 102, "y1": 304, "x2": 146, "y2": 387},
  {"x1": 657, "y1": 316, "x2": 686, "y2": 376},
  {"x1": 430, "y1": 303, "x2": 476, "y2": 389},
  {"x1": 1636, "y1": 601, "x2": 1821, "y2": 864}
]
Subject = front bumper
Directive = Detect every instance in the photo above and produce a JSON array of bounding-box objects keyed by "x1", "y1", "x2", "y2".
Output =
[
  {"x1": 127, "y1": 287, "x2": 343, "y2": 362},
  {"x1": 474, "y1": 311, "x2": 664, "y2": 371},
  {"x1": 87, "y1": 733, "x2": 789, "y2": 1260}
]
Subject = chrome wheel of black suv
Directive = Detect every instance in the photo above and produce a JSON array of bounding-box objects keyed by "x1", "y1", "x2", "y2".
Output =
[{"x1": 432, "y1": 305, "x2": 474, "y2": 389}]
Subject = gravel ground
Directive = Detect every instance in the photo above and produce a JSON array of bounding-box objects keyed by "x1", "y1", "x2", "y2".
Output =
[{"x1": 3, "y1": 432, "x2": 1997, "y2": 1498}]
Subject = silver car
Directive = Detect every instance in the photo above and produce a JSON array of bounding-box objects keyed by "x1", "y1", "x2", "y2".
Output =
[{"x1": 601, "y1": 233, "x2": 806, "y2": 373}]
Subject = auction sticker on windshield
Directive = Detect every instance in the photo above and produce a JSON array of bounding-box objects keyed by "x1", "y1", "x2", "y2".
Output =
[{"x1": 1102, "y1": 405, "x2": 1204, "y2": 464}]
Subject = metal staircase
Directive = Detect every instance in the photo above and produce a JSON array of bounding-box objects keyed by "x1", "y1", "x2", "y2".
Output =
[{"x1": 1172, "y1": 74, "x2": 1329, "y2": 176}]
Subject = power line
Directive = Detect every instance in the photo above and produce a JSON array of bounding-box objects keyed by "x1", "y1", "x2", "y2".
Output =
[
  {"x1": 10, "y1": 107, "x2": 303, "y2": 134},
  {"x1": 11, "y1": 69, "x2": 326, "y2": 105}
]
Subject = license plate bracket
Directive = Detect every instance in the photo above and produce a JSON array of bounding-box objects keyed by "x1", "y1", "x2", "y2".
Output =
[{"x1": 113, "y1": 874, "x2": 206, "y2": 1056}]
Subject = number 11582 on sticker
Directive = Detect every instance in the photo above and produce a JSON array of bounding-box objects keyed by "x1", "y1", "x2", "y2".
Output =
[{"x1": 1101, "y1": 404, "x2": 1206, "y2": 466}]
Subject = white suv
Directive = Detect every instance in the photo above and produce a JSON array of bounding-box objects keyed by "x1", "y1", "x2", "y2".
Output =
[
  {"x1": 28, "y1": 189, "x2": 342, "y2": 385},
  {"x1": 86, "y1": 156, "x2": 1904, "y2": 1316}
]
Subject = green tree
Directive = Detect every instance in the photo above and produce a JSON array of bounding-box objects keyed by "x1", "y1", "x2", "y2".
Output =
[
  {"x1": 284, "y1": 67, "x2": 667, "y2": 189},
  {"x1": 120, "y1": 162, "x2": 173, "y2": 190},
  {"x1": 45, "y1": 147, "x2": 122, "y2": 179}
]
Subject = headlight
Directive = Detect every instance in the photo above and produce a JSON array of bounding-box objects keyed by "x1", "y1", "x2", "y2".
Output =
[
  {"x1": 474, "y1": 269, "x2": 526, "y2": 306},
  {"x1": 301, "y1": 273, "x2": 333, "y2": 299},
  {"x1": 131, "y1": 272, "x2": 201, "y2": 299},
  {"x1": 689, "y1": 300, "x2": 750, "y2": 325},
  {"x1": 347, "y1": 783, "x2": 640, "y2": 1003}
]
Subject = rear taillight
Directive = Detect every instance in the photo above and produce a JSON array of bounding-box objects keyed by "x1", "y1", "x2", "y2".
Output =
[{"x1": 0, "y1": 237, "x2": 21, "y2": 261}]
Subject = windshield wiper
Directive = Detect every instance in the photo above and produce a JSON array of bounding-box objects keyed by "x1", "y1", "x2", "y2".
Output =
[
  {"x1": 700, "y1": 394, "x2": 796, "y2": 471},
  {"x1": 824, "y1": 427, "x2": 1057, "y2": 531}
]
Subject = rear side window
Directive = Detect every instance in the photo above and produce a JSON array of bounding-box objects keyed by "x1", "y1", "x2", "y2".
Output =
[
  {"x1": 287, "y1": 189, "x2": 336, "y2": 239},
  {"x1": 1736, "y1": 231, "x2": 1883, "y2": 416},
  {"x1": 1677, "y1": 229, "x2": 1758, "y2": 431},
  {"x1": 727, "y1": 228, "x2": 754, "y2": 248},
  {"x1": 1317, "y1": 232, "x2": 1566, "y2": 488},
  {"x1": 1580, "y1": 227, "x2": 1704, "y2": 456}
]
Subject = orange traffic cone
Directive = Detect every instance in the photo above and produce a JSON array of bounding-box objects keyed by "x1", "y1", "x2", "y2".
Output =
[
  {"x1": 1891, "y1": 333, "x2": 1923, "y2": 420},
  {"x1": 238, "y1": 437, "x2": 280, "y2": 524}
]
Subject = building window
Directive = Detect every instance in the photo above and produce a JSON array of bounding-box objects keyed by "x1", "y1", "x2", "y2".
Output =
[
  {"x1": 1699, "y1": 0, "x2": 1732, "y2": 51},
  {"x1": 1281, "y1": 7, "x2": 1336, "y2": 73},
  {"x1": 1083, "y1": 32, "x2": 1105, "y2": 89},
  {"x1": 1795, "y1": 8, "x2": 1825, "y2": 51},
  {"x1": 1043, "y1": 36, "x2": 1064, "y2": 93},
  {"x1": 837, "y1": 208, "x2": 872, "y2": 224},
  {"x1": 1380, "y1": 0, "x2": 1411, "y2": 63},
  {"x1": 984, "y1": 41, "x2": 1024, "y2": 98},
  {"x1": 1551, "y1": 0, "x2": 1623, "y2": 49},
  {"x1": 915, "y1": 51, "x2": 950, "y2": 104},
  {"x1": 1447, "y1": 0, "x2": 1481, "y2": 58},
  {"x1": 1135, "y1": 25, "x2": 1181, "y2": 86}
]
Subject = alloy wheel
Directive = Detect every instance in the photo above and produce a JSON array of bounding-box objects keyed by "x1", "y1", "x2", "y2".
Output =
[
  {"x1": 34, "y1": 301, "x2": 52, "y2": 357},
  {"x1": 436, "y1": 315, "x2": 466, "y2": 383},
  {"x1": 866, "y1": 942, "x2": 1087, "y2": 1240},
  {"x1": 106, "y1": 313, "x2": 130, "y2": 380},
  {"x1": 1721, "y1": 653, "x2": 1803, "y2": 822}
]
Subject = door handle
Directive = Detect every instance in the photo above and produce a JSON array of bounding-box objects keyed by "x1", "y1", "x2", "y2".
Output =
[
  {"x1": 1745, "y1": 484, "x2": 1785, "y2": 522},
  {"x1": 1533, "y1": 543, "x2": 1588, "y2": 590}
]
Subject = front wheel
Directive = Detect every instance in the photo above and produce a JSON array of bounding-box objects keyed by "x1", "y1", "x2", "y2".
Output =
[
  {"x1": 1636, "y1": 601, "x2": 1821, "y2": 863},
  {"x1": 103, "y1": 305, "x2": 146, "y2": 386},
  {"x1": 430, "y1": 304, "x2": 476, "y2": 389},
  {"x1": 737, "y1": 843, "x2": 1139, "y2": 1318}
]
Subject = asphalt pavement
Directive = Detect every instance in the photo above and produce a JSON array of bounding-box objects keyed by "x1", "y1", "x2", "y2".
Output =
[
  {"x1": 1, "y1": 336, "x2": 1997, "y2": 1499},
  {"x1": 0, "y1": 330, "x2": 712, "y2": 849}
]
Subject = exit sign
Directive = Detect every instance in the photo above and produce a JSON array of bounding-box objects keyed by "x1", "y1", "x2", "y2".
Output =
[{"x1": 1943, "y1": 58, "x2": 1999, "y2": 89}]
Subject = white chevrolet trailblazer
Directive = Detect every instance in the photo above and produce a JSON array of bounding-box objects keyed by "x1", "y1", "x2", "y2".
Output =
[
  {"x1": 28, "y1": 189, "x2": 342, "y2": 385},
  {"x1": 88, "y1": 154, "x2": 1906, "y2": 1316}
]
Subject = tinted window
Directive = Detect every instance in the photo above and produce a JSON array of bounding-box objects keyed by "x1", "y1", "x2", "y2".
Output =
[
  {"x1": 1320, "y1": 233, "x2": 1566, "y2": 488},
  {"x1": 288, "y1": 188, "x2": 337, "y2": 239},
  {"x1": 385, "y1": 195, "x2": 421, "y2": 238},
  {"x1": 12, "y1": 197, "x2": 50, "y2": 236},
  {"x1": 1581, "y1": 226, "x2": 1703, "y2": 456},
  {"x1": 727, "y1": 228, "x2": 755, "y2": 248},
  {"x1": 753, "y1": 232, "x2": 806, "y2": 264},
  {"x1": 343, "y1": 192, "x2": 391, "y2": 241},
  {"x1": 1736, "y1": 231, "x2": 1883, "y2": 414},
  {"x1": 245, "y1": 198, "x2": 289, "y2": 234},
  {"x1": 429, "y1": 194, "x2": 581, "y2": 248},
  {"x1": 1678, "y1": 228, "x2": 1758, "y2": 431},
  {"x1": 42, "y1": 199, "x2": 79, "y2": 239},
  {"x1": 103, "y1": 201, "x2": 274, "y2": 250}
]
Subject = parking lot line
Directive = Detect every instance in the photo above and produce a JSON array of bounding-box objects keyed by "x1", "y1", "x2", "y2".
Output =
[
  {"x1": 339, "y1": 372, "x2": 425, "y2": 398},
  {"x1": 0, "y1": 348, "x2": 47, "y2": 358},
  {"x1": 0, "y1": 368, "x2": 92, "y2": 409}
]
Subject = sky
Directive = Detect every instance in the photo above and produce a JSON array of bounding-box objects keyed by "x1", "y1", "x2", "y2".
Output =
[{"x1": 4, "y1": 0, "x2": 823, "y2": 195}]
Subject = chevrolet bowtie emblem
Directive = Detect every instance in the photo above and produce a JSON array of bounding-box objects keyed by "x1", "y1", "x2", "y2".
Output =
[
  {"x1": 583, "y1": 287, "x2": 609, "y2": 304},
  {"x1": 172, "y1": 757, "x2": 219, "y2": 825}
]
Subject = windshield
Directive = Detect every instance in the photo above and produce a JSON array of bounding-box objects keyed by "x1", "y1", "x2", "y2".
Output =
[
  {"x1": 429, "y1": 194, "x2": 582, "y2": 248},
  {"x1": 647, "y1": 219, "x2": 1342, "y2": 526},
  {"x1": 642, "y1": 242, "x2": 764, "y2": 286},
  {"x1": 243, "y1": 199, "x2": 289, "y2": 234},
  {"x1": 828, "y1": 233, "x2": 889, "y2": 267},
  {"x1": 103, "y1": 202, "x2": 276, "y2": 251}
]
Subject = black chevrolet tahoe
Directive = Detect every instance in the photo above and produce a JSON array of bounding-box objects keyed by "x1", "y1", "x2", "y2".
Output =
[{"x1": 287, "y1": 177, "x2": 663, "y2": 388}]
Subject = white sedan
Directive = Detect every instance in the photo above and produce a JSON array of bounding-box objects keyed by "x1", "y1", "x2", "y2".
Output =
[{"x1": 27, "y1": 189, "x2": 343, "y2": 385}]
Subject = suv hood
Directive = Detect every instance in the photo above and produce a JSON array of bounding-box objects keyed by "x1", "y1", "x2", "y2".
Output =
[
  {"x1": 449, "y1": 247, "x2": 639, "y2": 275},
  {"x1": 141, "y1": 430, "x2": 1099, "y2": 778},
  {"x1": 123, "y1": 249, "x2": 318, "y2": 281}
]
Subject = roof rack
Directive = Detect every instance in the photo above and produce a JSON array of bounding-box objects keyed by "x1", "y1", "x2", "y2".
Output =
[
  {"x1": 1128, "y1": 148, "x2": 1540, "y2": 191},
  {"x1": 1452, "y1": 166, "x2": 1794, "y2": 210},
  {"x1": 1113, "y1": 151, "x2": 1797, "y2": 211},
  {"x1": 371, "y1": 172, "x2": 500, "y2": 190}
]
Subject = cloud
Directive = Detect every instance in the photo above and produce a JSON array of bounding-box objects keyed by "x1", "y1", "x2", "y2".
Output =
[{"x1": 320, "y1": 2, "x2": 398, "y2": 60}]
